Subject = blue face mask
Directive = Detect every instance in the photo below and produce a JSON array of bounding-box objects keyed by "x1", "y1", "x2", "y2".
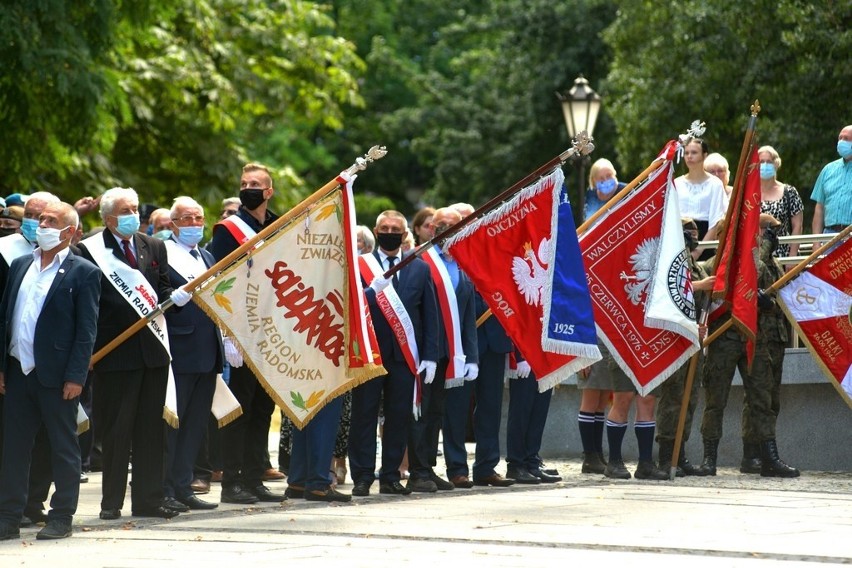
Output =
[
  {"x1": 838, "y1": 140, "x2": 852, "y2": 159},
  {"x1": 595, "y1": 178, "x2": 617, "y2": 195},
  {"x1": 21, "y1": 217, "x2": 39, "y2": 243},
  {"x1": 116, "y1": 213, "x2": 140, "y2": 237},
  {"x1": 153, "y1": 229, "x2": 173, "y2": 241},
  {"x1": 176, "y1": 226, "x2": 204, "y2": 247},
  {"x1": 759, "y1": 162, "x2": 776, "y2": 180}
]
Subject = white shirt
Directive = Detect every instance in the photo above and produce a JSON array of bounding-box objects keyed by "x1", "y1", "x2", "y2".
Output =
[
  {"x1": 10, "y1": 247, "x2": 71, "y2": 375},
  {"x1": 674, "y1": 175, "x2": 726, "y2": 225},
  {"x1": 377, "y1": 249, "x2": 401, "y2": 273}
]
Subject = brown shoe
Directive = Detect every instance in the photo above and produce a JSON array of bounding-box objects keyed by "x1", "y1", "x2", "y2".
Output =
[
  {"x1": 211, "y1": 470, "x2": 223, "y2": 483},
  {"x1": 262, "y1": 468, "x2": 286, "y2": 481},
  {"x1": 450, "y1": 475, "x2": 474, "y2": 488},
  {"x1": 190, "y1": 478, "x2": 210, "y2": 494},
  {"x1": 473, "y1": 473, "x2": 515, "y2": 487}
]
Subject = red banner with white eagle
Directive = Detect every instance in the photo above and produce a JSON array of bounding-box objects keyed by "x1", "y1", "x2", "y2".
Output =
[
  {"x1": 579, "y1": 147, "x2": 699, "y2": 394},
  {"x1": 777, "y1": 236, "x2": 852, "y2": 408}
]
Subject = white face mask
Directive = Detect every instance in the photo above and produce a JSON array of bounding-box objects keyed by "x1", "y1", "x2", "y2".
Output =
[{"x1": 35, "y1": 226, "x2": 69, "y2": 251}]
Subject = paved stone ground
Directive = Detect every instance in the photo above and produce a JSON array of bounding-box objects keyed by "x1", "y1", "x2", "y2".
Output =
[{"x1": 4, "y1": 456, "x2": 852, "y2": 566}]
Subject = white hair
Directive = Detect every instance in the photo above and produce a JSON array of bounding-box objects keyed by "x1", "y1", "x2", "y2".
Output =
[
  {"x1": 171, "y1": 196, "x2": 205, "y2": 217},
  {"x1": 99, "y1": 187, "x2": 139, "y2": 219},
  {"x1": 26, "y1": 191, "x2": 61, "y2": 205}
]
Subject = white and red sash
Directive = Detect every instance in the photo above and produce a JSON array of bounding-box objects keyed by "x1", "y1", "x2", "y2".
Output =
[
  {"x1": 0, "y1": 233, "x2": 33, "y2": 267},
  {"x1": 82, "y1": 233, "x2": 179, "y2": 427},
  {"x1": 358, "y1": 254, "x2": 420, "y2": 375},
  {"x1": 216, "y1": 215, "x2": 259, "y2": 246},
  {"x1": 164, "y1": 239, "x2": 242, "y2": 427},
  {"x1": 421, "y1": 246, "x2": 466, "y2": 388}
]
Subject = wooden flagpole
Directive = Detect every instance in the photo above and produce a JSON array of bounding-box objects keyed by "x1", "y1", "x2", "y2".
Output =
[
  {"x1": 669, "y1": 102, "x2": 761, "y2": 479},
  {"x1": 89, "y1": 146, "x2": 388, "y2": 366}
]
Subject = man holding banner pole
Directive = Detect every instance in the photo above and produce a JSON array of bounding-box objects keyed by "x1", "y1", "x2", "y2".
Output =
[{"x1": 207, "y1": 164, "x2": 286, "y2": 505}]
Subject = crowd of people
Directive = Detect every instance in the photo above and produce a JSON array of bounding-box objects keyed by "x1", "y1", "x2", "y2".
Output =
[{"x1": 0, "y1": 125, "x2": 849, "y2": 542}]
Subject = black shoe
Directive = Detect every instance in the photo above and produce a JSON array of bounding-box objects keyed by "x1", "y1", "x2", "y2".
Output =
[
  {"x1": 0, "y1": 522, "x2": 20, "y2": 540},
  {"x1": 429, "y1": 472, "x2": 455, "y2": 491},
  {"x1": 379, "y1": 481, "x2": 412, "y2": 495},
  {"x1": 530, "y1": 468, "x2": 562, "y2": 483},
  {"x1": 285, "y1": 486, "x2": 305, "y2": 499},
  {"x1": 36, "y1": 519, "x2": 72, "y2": 540},
  {"x1": 23, "y1": 508, "x2": 49, "y2": 524},
  {"x1": 251, "y1": 485, "x2": 286, "y2": 502},
  {"x1": 221, "y1": 484, "x2": 259, "y2": 504},
  {"x1": 99, "y1": 509, "x2": 121, "y2": 520},
  {"x1": 305, "y1": 487, "x2": 352, "y2": 502},
  {"x1": 634, "y1": 460, "x2": 669, "y2": 480},
  {"x1": 540, "y1": 462, "x2": 561, "y2": 476},
  {"x1": 581, "y1": 452, "x2": 607, "y2": 474},
  {"x1": 604, "y1": 459, "x2": 631, "y2": 480},
  {"x1": 20, "y1": 516, "x2": 33, "y2": 528},
  {"x1": 351, "y1": 481, "x2": 372, "y2": 497},
  {"x1": 178, "y1": 495, "x2": 218, "y2": 510},
  {"x1": 80, "y1": 472, "x2": 89, "y2": 484},
  {"x1": 506, "y1": 467, "x2": 541, "y2": 484},
  {"x1": 162, "y1": 497, "x2": 190, "y2": 513},
  {"x1": 406, "y1": 477, "x2": 437, "y2": 493},
  {"x1": 131, "y1": 506, "x2": 179, "y2": 519}
]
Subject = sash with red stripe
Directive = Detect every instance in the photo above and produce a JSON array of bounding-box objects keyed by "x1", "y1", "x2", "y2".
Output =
[
  {"x1": 421, "y1": 247, "x2": 466, "y2": 388},
  {"x1": 216, "y1": 215, "x2": 258, "y2": 245},
  {"x1": 358, "y1": 254, "x2": 421, "y2": 376}
]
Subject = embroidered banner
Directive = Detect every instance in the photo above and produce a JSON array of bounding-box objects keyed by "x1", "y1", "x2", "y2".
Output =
[
  {"x1": 445, "y1": 167, "x2": 601, "y2": 392},
  {"x1": 579, "y1": 150, "x2": 699, "y2": 395},
  {"x1": 193, "y1": 183, "x2": 385, "y2": 428},
  {"x1": 777, "y1": 237, "x2": 852, "y2": 408}
]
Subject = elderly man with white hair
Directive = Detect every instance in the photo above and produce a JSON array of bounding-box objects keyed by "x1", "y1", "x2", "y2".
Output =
[{"x1": 78, "y1": 187, "x2": 192, "y2": 521}]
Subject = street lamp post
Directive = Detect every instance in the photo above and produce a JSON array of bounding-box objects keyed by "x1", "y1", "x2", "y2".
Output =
[{"x1": 557, "y1": 75, "x2": 602, "y2": 221}]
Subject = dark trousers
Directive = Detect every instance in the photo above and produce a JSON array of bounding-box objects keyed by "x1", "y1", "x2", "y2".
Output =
[
  {"x1": 506, "y1": 372, "x2": 552, "y2": 470},
  {"x1": 471, "y1": 349, "x2": 506, "y2": 479},
  {"x1": 94, "y1": 366, "x2": 168, "y2": 511},
  {"x1": 194, "y1": 414, "x2": 223, "y2": 482},
  {"x1": 0, "y1": 359, "x2": 81, "y2": 524},
  {"x1": 219, "y1": 365, "x2": 274, "y2": 489},
  {"x1": 289, "y1": 396, "x2": 343, "y2": 491},
  {"x1": 348, "y1": 360, "x2": 414, "y2": 484},
  {"x1": 443, "y1": 379, "x2": 473, "y2": 478},
  {"x1": 166, "y1": 372, "x2": 216, "y2": 499},
  {"x1": 408, "y1": 359, "x2": 448, "y2": 480}
]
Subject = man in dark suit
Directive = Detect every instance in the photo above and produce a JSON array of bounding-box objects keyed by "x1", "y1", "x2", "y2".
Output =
[
  {"x1": 162, "y1": 197, "x2": 223, "y2": 511},
  {"x1": 78, "y1": 187, "x2": 191, "y2": 520},
  {"x1": 407, "y1": 207, "x2": 480, "y2": 492},
  {"x1": 0, "y1": 202, "x2": 101, "y2": 541},
  {"x1": 349, "y1": 210, "x2": 440, "y2": 497}
]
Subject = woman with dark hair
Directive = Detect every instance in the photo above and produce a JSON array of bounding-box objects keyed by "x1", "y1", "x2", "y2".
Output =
[{"x1": 674, "y1": 139, "x2": 726, "y2": 260}]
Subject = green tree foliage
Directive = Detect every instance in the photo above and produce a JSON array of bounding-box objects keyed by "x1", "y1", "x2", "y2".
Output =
[{"x1": 604, "y1": 0, "x2": 851, "y2": 207}]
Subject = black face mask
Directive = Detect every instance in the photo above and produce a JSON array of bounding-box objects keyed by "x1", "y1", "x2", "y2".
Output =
[
  {"x1": 0, "y1": 227, "x2": 17, "y2": 238},
  {"x1": 240, "y1": 188, "x2": 266, "y2": 211},
  {"x1": 376, "y1": 232, "x2": 404, "y2": 252}
]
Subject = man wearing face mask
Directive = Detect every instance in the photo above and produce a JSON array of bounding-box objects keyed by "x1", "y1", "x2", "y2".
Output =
[
  {"x1": 811, "y1": 124, "x2": 852, "y2": 235},
  {"x1": 161, "y1": 197, "x2": 223, "y2": 511},
  {"x1": 349, "y1": 210, "x2": 440, "y2": 497},
  {"x1": 208, "y1": 163, "x2": 286, "y2": 505},
  {"x1": 78, "y1": 186, "x2": 192, "y2": 520},
  {"x1": 0, "y1": 202, "x2": 101, "y2": 541}
]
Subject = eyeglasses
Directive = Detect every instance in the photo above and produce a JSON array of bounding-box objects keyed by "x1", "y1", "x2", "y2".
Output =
[
  {"x1": 173, "y1": 215, "x2": 205, "y2": 224},
  {"x1": 221, "y1": 209, "x2": 238, "y2": 217}
]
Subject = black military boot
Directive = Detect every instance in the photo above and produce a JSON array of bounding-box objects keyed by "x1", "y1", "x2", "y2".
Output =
[
  {"x1": 694, "y1": 438, "x2": 719, "y2": 476},
  {"x1": 656, "y1": 440, "x2": 680, "y2": 477},
  {"x1": 760, "y1": 439, "x2": 800, "y2": 478},
  {"x1": 634, "y1": 460, "x2": 670, "y2": 480},
  {"x1": 581, "y1": 452, "x2": 607, "y2": 474},
  {"x1": 740, "y1": 441, "x2": 762, "y2": 474},
  {"x1": 678, "y1": 442, "x2": 702, "y2": 476}
]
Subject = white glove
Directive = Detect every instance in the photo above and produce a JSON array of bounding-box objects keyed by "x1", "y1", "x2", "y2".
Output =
[
  {"x1": 223, "y1": 337, "x2": 244, "y2": 368},
  {"x1": 370, "y1": 276, "x2": 392, "y2": 294},
  {"x1": 464, "y1": 363, "x2": 479, "y2": 381},
  {"x1": 417, "y1": 360, "x2": 437, "y2": 384},
  {"x1": 516, "y1": 361, "x2": 532, "y2": 379},
  {"x1": 170, "y1": 286, "x2": 192, "y2": 307}
]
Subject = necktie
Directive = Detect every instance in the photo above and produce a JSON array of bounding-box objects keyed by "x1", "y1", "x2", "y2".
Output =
[
  {"x1": 122, "y1": 239, "x2": 138, "y2": 269},
  {"x1": 387, "y1": 255, "x2": 399, "y2": 288},
  {"x1": 189, "y1": 249, "x2": 200, "y2": 260}
]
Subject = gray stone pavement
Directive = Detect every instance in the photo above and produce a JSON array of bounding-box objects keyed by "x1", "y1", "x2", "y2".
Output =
[{"x1": 4, "y1": 456, "x2": 852, "y2": 566}]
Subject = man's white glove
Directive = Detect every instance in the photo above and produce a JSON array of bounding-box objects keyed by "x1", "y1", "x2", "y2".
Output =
[
  {"x1": 223, "y1": 337, "x2": 244, "y2": 368},
  {"x1": 464, "y1": 363, "x2": 479, "y2": 381},
  {"x1": 417, "y1": 360, "x2": 437, "y2": 384},
  {"x1": 516, "y1": 360, "x2": 532, "y2": 379},
  {"x1": 370, "y1": 276, "x2": 392, "y2": 294},
  {"x1": 170, "y1": 286, "x2": 192, "y2": 307}
]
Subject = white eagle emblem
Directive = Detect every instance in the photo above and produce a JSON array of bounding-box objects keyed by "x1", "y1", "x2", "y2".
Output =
[
  {"x1": 512, "y1": 239, "x2": 551, "y2": 306},
  {"x1": 619, "y1": 237, "x2": 659, "y2": 305}
]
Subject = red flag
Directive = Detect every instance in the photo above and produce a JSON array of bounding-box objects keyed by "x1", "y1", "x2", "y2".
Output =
[
  {"x1": 777, "y1": 237, "x2": 852, "y2": 408},
  {"x1": 579, "y1": 149, "x2": 699, "y2": 395},
  {"x1": 712, "y1": 147, "x2": 761, "y2": 363}
]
